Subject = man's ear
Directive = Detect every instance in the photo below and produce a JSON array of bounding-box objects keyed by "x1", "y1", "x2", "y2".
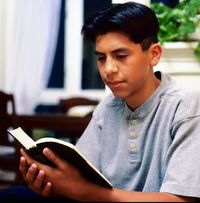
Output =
[{"x1": 149, "y1": 43, "x2": 162, "y2": 67}]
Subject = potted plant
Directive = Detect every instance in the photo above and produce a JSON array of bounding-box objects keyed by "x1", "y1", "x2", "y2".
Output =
[{"x1": 151, "y1": 0, "x2": 200, "y2": 61}]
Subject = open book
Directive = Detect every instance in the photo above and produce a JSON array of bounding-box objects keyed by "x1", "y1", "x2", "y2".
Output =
[{"x1": 8, "y1": 127, "x2": 112, "y2": 188}]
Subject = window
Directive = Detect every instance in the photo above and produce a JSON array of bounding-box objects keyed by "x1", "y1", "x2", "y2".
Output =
[
  {"x1": 82, "y1": 0, "x2": 111, "y2": 89},
  {"x1": 47, "y1": 0, "x2": 65, "y2": 88},
  {"x1": 40, "y1": 0, "x2": 111, "y2": 106}
]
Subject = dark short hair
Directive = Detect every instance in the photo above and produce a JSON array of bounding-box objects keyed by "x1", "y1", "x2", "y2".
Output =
[{"x1": 81, "y1": 1, "x2": 159, "y2": 50}]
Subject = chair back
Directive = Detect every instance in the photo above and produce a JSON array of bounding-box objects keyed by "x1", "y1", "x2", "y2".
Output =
[
  {"x1": 58, "y1": 97, "x2": 99, "y2": 117},
  {"x1": 0, "y1": 90, "x2": 23, "y2": 185},
  {"x1": 0, "y1": 91, "x2": 17, "y2": 145},
  {"x1": 56, "y1": 97, "x2": 99, "y2": 144}
]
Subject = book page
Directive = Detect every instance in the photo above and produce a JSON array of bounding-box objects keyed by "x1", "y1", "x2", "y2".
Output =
[
  {"x1": 35, "y1": 137, "x2": 75, "y2": 149},
  {"x1": 7, "y1": 127, "x2": 36, "y2": 150}
]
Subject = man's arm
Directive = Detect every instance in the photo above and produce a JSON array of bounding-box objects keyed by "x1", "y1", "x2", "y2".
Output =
[
  {"x1": 19, "y1": 148, "x2": 196, "y2": 202},
  {"x1": 77, "y1": 186, "x2": 196, "y2": 202}
]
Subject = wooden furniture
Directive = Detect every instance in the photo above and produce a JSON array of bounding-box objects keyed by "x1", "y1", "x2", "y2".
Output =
[
  {"x1": 58, "y1": 97, "x2": 99, "y2": 117},
  {"x1": 13, "y1": 97, "x2": 98, "y2": 146},
  {"x1": 0, "y1": 94, "x2": 98, "y2": 185},
  {"x1": 52, "y1": 97, "x2": 99, "y2": 143},
  {"x1": 16, "y1": 97, "x2": 98, "y2": 138},
  {"x1": 0, "y1": 91, "x2": 23, "y2": 185},
  {"x1": 16, "y1": 113, "x2": 91, "y2": 137}
]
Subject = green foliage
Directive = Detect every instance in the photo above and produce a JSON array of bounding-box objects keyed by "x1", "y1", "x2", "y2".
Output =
[
  {"x1": 151, "y1": 0, "x2": 200, "y2": 60},
  {"x1": 194, "y1": 42, "x2": 200, "y2": 61}
]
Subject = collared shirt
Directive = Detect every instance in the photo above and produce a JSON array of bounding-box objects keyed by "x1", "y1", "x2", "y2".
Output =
[{"x1": 76, "y1": 71, "x2": 200, "y2": 198}]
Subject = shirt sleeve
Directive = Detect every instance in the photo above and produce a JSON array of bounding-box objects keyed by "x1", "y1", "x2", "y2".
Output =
[
  {"x1": 75, "y1": 108, "x2": 103, "y2": 171},
  {"x1": 160, "y1": 115, "x2": 200, "y2": 198}
]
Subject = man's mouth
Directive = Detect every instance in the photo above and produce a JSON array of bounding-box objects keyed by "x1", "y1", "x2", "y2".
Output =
[{"x1": 106, "y1": 80, "x2": 123, "y2": 87}]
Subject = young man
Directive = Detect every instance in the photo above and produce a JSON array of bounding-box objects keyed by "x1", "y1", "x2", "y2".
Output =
[{"x1": 2, "y1": 1, "x2": 200, "y2": 202}]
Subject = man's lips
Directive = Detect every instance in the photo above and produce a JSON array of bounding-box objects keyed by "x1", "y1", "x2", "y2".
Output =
[{"x1": 106, "y1": 80, "x2": 123, "y2": 86}]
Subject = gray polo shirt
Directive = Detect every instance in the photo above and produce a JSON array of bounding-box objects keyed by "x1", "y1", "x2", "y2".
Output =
[{"x1": 76, "y1": 71, "x2": 200, "y2": 198}]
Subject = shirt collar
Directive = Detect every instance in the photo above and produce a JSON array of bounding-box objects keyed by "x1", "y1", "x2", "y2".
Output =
[{"x1": 124, "y1": 71, "x2": 175, "y2": 119}]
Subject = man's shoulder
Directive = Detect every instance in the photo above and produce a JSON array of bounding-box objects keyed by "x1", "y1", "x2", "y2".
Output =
[
  {"x1": 165, "y1": 84, "x2": 200, "y2": 118},
  {"x1": 93, "y1": 93, "x2": 125, "y2": 116},
  {"x1": 179, "y1": 88, "x2": 200, "y2": 113},
  {"x1": 166, "y1": 83, "x2": 200, "y2": 103}
]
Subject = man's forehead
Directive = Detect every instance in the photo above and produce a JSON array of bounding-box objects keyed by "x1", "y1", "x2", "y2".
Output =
[{"x1": 95, "y1": 48, "x2": 130, "y2": 55}]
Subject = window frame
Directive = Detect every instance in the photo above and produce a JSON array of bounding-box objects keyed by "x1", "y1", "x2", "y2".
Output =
[{"x1": 40, "y1": 0, "x2": 106, "y2": 105}]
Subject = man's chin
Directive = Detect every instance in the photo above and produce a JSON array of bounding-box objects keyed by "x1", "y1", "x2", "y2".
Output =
[{"x1": 112, "y1": 91, "x2": 128, "y2": 99}]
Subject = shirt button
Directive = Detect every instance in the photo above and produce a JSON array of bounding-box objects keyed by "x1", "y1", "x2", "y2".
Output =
[
  {"x1": 130, "y1": 119, "x2": 137, "y2": 125},
  {"x1": 130, "y1": 142, "x2": 136, "y2": 149},
  {"x1": 129, "y1": 131, "x2": 136, "y2": 137}
]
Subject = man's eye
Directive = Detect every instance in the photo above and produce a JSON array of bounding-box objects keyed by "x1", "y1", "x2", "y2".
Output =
[
  {"x1": 116, "y1": 55, "x2": 127, "y2": 60},
  {"x1": 97, "y1": 56, "x2": 105, "y2": 62}
]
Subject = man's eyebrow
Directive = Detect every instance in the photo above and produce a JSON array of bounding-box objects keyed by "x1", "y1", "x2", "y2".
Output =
[
  {"x1": 112, "y1": 48, "x2": 129, "y2": 54},
  {"x1": 94, "y1": 51, "x2": 104, "y2": 55},
  {"x1": 94, "y1": 48, "x2": 129, "y2": 55}
]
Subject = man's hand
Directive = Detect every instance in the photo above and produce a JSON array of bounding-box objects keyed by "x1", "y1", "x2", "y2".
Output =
[
  {"x1": 19, "y1": 148, "x2": 52, "y2": 197},
  {"x1": 19, "y1": 147, "x2": 95, "y2": 201}
]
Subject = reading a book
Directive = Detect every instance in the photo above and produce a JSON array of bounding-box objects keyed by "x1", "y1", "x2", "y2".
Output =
[
  {"x1": 8, "y1": 127, "x2": 112, "y2": 189},
  {"x1": 1, "y1": 2, "x2": 200, "y2": 202}
]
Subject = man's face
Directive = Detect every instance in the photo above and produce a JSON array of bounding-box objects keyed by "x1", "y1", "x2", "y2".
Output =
[{"x1": 95, "y1": 32, "x2": 160, "y2": 108}]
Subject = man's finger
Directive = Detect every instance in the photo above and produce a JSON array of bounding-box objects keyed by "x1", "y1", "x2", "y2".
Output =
[
  {"x1": 41, "y1": 181, "x2": 52, "y2": 197},
  {"x1": 26, "y1": 163, "x2": 38, "y2": 183},
  {"x1": 43, "y1": 148, "x2": 65, "y2": 169},
  {"x1": 19, "y1": 156, "x2": 27, "y2": 172},
  {"x1": 20, "y1": 148, "x2": 35, "y2": 165},
  {"x1": 33, "y1": 169, "x2": 46, "y2": 190}
]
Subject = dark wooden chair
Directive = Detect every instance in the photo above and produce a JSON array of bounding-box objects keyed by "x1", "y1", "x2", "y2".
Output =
[
  {"x1": 56, "y1": 97, "x2": 99, "y2": 144},
  {"x1": 58, "y1": 97, "x2": 99, "y2": 117},
  {"x1": 0, "y1": 90, "x2": 23, "y2": 185}
]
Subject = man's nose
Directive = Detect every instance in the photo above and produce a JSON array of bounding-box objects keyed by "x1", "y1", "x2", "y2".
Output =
[{"x1": 104, "y1": 59, "x2": 118, "y2": 75}]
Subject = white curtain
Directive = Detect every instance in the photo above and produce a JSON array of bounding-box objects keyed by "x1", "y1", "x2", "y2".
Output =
[{"x1": 0, "y1": 0, "x2": 61, "y2": 114}]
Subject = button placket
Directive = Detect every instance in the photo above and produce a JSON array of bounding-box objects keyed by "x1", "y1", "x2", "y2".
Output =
[
  {"x1": 127, "y1": 116, "x2": 142, "y2": 163},
  {"x1": 128, "y1": 118, "x2": 138, "y2": 152}
]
